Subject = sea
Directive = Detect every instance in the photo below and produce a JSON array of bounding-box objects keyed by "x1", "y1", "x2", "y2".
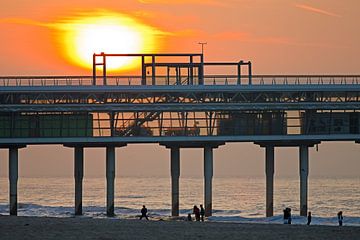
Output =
[{"x1": 0, "y1": 176, "x2": 359, "y2": 226}]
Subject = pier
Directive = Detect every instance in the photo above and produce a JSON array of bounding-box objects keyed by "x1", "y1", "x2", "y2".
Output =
[{"x1": 1, "y1": 53, "x2": 360, "y2": 217}]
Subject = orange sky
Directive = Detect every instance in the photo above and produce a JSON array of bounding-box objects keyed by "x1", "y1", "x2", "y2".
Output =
[
  {"x1": 0, "y1": 1, "x2": 359, "y2": 178},
  {"x1": 1, "y1": 0, "x2": 359, "y2": 75}
]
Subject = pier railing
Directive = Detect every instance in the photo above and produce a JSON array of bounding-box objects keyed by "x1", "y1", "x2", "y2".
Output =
[{"x1": 1, "y1": 75, "x2": 360, "y2": 87}]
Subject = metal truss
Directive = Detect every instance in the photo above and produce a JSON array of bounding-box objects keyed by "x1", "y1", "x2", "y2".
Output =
[
  {"x1": 1, "y1": 71, "x2": 360, "y2": 143},
  {"x1": 1, "y1": 83, "x2": 360, "y2": 112},
  {"x1": 0, "y1": 134, "x2": 359, "y2": 145}
]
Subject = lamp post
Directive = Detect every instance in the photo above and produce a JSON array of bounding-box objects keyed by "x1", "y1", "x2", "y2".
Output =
[
  {"x1": 198, "y1": 42, "x2": 207, "y2": 55},
  {"x1": 198, "y1": 42, "x2": 207, "y2": 85}
]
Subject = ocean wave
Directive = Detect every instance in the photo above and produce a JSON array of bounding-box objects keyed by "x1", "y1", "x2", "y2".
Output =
[
  {"x1": 208, "y1": 215, "x2": 360, "y2": 226},
  {"x1": 119, "y1": 195, "x2": 145, "y2": 199},
  {"x1": 0, "y1": 203, "x2": 359, "y2": 226}
]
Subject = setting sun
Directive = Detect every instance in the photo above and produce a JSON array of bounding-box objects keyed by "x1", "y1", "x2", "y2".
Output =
[{"x1": 59, "y1": 12, "x2": 161, "y2": 72}]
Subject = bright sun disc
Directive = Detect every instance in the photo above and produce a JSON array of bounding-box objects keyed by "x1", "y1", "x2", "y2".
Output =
[{"x1": 60, "y1": 12, "x2": 159, "y2": 72}]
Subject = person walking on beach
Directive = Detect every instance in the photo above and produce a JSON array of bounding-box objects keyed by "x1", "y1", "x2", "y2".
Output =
[
  {"x1": 140, "y1": 205, "x2": 149, "y2": 220},
  {"x1": 200, "y1": 204, "x2": 205, "y2": 222},
  {"x1": 193, "y1": 205, "x2": 200, "y2": 221},
  {"x1": 337, "y1": 211, "x2": 343, "y2": 226},
  {"x1": 283, "y1": 208, "x2": 292, "y2": 224},
  {"x1": 307, "y1": 211, "x2": 312, "y2": 225},
  {"x1": 283, "y1": 208, "x2": 289, "y2": 224},
  {"x1": 287, "y1": 208, "x2": 292, "y2": 224},
  {"x1": 283, "y1": 208, "x2": 287, "y2": 224}
]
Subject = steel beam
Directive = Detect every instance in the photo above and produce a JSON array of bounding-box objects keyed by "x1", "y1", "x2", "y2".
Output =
[
  {"x1": 9, "y1": 147, "x2": 18, "y2": 216},
  {"x1": 106, "y1": 146, "x2": 116, "y2": 217},
  {"x1": 74, "y1": 146, "x2": 84, "y2": 215},
  {"x1": 170, "y1": 147, "x2": 180, "y2": 216},
  {"x1": 0, "y1": 134, "x2": 357, "y2": 145},
  {"x1": 265, "y1": 146, "x2": 274, "y2": 217},
  {"x1": 204, "y1": 146, "x2": 213, "y2": 217},
  {"x1": 299, "y1": 145, "x2": 309, "y2": 217},
  {"x1": 3, "y1": 102, "x2": 360, "y2": 112}
]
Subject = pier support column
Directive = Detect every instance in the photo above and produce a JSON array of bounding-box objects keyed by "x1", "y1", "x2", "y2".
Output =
[
  {"x1": 74, "y1": 147, "x2": 84, "y2": 216},
  {"x1": 204, "y1": 146, "x2": 213, "y2": 217},
  {"x1": 170, "y1": 147, "x2": 180, "y2": 216},
  {"x1": 9, "y1": 147, "x2": 18, "y2": 216},
  {"x1": 106, "y1": 146, "x2": 116, "y2": 217},
  {"x1": 265, "y1": 146, "x2": 274, "y2": 217},
  {"x1": 299, "y1": 145, "x2": 309, "y2": 217}
]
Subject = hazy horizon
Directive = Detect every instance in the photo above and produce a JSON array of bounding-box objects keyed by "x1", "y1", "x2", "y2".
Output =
[
  {"x1": 1, "y1": 142, "x2": 359, "y2": 178},
  {"x1": 1, "y1": 0, "x2": 360, "y2": 178}
]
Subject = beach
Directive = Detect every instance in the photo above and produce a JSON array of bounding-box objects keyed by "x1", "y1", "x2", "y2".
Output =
[{"x1": 1, "y1": 216, "x2": 359, "y2": 240}]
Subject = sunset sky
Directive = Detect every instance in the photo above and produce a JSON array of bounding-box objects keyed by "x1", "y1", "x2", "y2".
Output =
[{"x1": 0, "y1": 0, "x2": 359, "y2": 178}]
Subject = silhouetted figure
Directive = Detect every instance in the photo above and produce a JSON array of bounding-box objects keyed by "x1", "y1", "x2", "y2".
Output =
[
  {"x1": 307, "y1": 211, "x2": 312, "y2": 225},
  {"x1": 283, "y1": 208, "x2": 289, "y2": 224},
  {"x1": 187, "y1": 213, "x2": 192, "y2": 221},
  {"x1": 287, "y1": 208, "x2": 292, "y2": 224},
  {"x1": 283, "y1": 208, "x2": 292, "y2": 224},
  {"x1": 193, "y1": 205, "x2": 200, "y2": 221},
  {"x1": 200, "y1": 204, "x2": 205, "y2": 222},
  {"x1": 140, "y1": 205, "x2": 149, "y2": 220},
  {"x1": 337, "y1": 211, "x2": 343, "y2": 226}
]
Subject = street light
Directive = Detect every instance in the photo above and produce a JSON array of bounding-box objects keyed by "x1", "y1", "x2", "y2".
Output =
[{"x1": 198, "y1": 42, "x2": 207, "y2": 55}]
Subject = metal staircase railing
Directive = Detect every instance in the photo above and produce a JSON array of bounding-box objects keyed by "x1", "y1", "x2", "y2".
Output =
[{"x1": 115, "y1": 77, "x2": 190, "y2": 137}]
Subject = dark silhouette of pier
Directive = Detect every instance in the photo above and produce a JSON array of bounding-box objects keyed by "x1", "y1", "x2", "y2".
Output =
[{"x1": 1, "y1": 52, "x2": 360, "y2": 217}]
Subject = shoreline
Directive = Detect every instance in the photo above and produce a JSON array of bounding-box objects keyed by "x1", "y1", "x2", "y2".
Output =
[{"x1": 1, "y1": 215, "x2": 359, "y2": 240}]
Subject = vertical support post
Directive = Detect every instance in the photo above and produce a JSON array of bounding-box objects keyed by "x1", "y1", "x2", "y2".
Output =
[
  {"x1": 204, "y1": 146, "x2": 213, "y2": 217},
  {"x1": 106, "y1": 146, "x2": 116, "y2": 217},
  {"x1": 141, "y1": 56, "x2": 146, "y2": 85},
  {"x1": 9, "y1": 147, "x2": 18, "y2": 216},
  {"x1": 176, "y1": 67, "x2": 180, "y2": 85},
  {"x1": 237, "y1": 61, "x2": 242, "y2": 85},
  {"x1": 178, "y1": 67, "x2": 182, "y2": 85},
  {"x1": 92, "y1": 54, "x2": 96, "y2": 85},
  {"x1": 190, "y1": 56, "x2": 194, "y2": 85},
  {"x1": 167, "y1": 67, "x2": 170, "y2": 85},
  {"x1": 265, "y1": 145, "x2": 274, "y2": 217},
  {"x1": 74, "y1": 146, "x2": 84, "y2": 216},
  {"x1": 248, "y1": 61, "x2": 252, "y2": 85},
  {"x1": 110, "y1": 112, "x2": 115, "y2": 137},
  {"x1": 199, "y1": 54, "x2": 204, "y2": 85},
  {"x1": 152, "y1": 55, "x2": 156, "y2": 85},
  {"x1": 170, "y1": 147, "x2": 180, "y2": 216},
  {"x1": 102, "y1": 54, "x2": 107, "y2": 85},
  {"x1": 299, "y1": 145, "x2": 309, "y2": 217}
]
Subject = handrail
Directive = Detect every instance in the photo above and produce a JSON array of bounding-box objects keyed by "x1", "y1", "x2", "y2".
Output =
[{"x1": 0, "y1": 75, "x2": 360, "y2": 86}]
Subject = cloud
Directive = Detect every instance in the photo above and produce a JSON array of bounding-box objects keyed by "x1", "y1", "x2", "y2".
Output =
[
  {"x1": 213, "y1": 31, "x2": 348, "y2": 49},
  {"x1": 138, "y1": 0, "x2": 226, "y2": 6},
  {"x1": 295, "y1": 4, "x2": 341, "y2": 17},
  {"x1": 0, "y1": 18, "x2": 49, "y2": 27},
  {"x1": 0, "y1": 10, "x2": 170, "y2": 36},
  {"x1": 132, "y1": 10, "x2": 201, "y2": 28},
  {"x1": 214, "y1": 31, "x2": 292, "y2": 45}
]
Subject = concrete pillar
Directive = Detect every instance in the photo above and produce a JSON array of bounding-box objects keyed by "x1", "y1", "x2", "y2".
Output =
[
  {"x1": 9, "y1": 147, "x2": 18, "y2": 216},
  {"x1": 106, "y1": 146, "x2": 116, "y2": 217},
  {"x1": 265, "y1": 146, "x2": 274, "y2": 217},
  {"x1": 204, "y1": 146, "x2": 213, "y2": 217},
  {"x1": 74, "y1": 147, "x2": 84, "y2": 216},
  {"x1": 299, "y1": 145, "x2": 309, "y2": 216},
  {"x1": 170, "y1": 147, "x2": 180, "y2": 216}
]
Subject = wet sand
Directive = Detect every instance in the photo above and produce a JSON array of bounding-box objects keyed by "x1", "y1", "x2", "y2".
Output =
[{"x1": 0, "y1": 215, "x2": 359, "y2": 240}]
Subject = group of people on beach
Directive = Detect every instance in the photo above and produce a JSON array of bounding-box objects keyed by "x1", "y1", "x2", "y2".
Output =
[
  {"x1": 188, "y1": 205, "x2": 205, "y2": 222},
  {"x1": 141, "y1": 204, "x2": 344, "y2": 226},
  {"x1": 139, "y1": 204, "x2": 207, "y2": 222},
  {"x1": 283, "y1": 207, "x2": 292, "y2": 224},
  {"x1": 284, "y1": 207, "x2": 344, "y2": 226}
]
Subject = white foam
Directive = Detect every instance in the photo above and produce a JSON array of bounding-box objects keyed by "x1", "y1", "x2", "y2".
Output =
[{"x1": 1, "y1": 203, "x2": 359, "y2": 226}]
